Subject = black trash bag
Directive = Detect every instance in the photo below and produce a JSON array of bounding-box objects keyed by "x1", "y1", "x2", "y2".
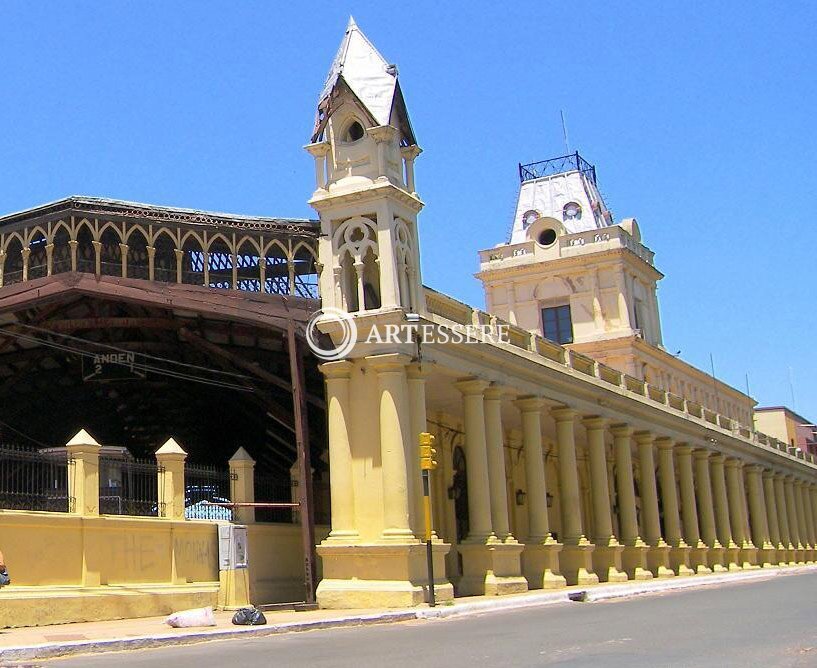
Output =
[
  {"x1": 232, "y1": 606, "x2": 267, "y2": 626},
  {"x1": 0, "y1": 569, "x2": 10, "y2": 587}
]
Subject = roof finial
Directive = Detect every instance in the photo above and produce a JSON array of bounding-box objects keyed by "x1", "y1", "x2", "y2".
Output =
[{"x1": 347, "y1": 15, "x2": 358, "y2": 31}]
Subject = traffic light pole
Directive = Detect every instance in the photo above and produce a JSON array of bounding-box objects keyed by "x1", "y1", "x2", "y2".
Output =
[
  {"x1": 422, "y1": 466, "x2": 435, "y2": 607},
  {"x1": 419, "y1": 432, "x2": 437, "y2": 607}
]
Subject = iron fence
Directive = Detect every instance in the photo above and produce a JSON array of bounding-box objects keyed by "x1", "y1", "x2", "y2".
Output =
[
  {"x1": 0, "y1": 445, "x2": 71, "y2": 512},
  {"x1": 185, "y1": 463, "x2": 233, "y2": 521},
  {"x1": 99, "y1": 457, "x2": 162, "y2": 517},
  {"x1": 518, "y1": 151, "x2": 597, "y2": 185}
]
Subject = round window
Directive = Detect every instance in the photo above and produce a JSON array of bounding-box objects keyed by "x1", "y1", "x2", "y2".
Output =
[
  {"x1": 563, "y1": 202, "x2": 582, "y2": 221},
  {"x1": 538, "y1": 228, "x2": 557, "y2": 246}
]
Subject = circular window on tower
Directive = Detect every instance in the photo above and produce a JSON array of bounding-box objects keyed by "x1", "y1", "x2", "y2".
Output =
[
  {"x1": 342, "y1": 120, "x2": 365, "y2": 143},
  {"x1": 537, "y1": 228, "x2": 557, "y2": 247},
  {"x1": 522, "y1": 210, "x2": 539, "y2": 229},
  {"x1": 563, "y1": 201, "x2": 582, "y2": 222}
]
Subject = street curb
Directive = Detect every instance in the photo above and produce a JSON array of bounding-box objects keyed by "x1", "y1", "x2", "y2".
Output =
[{"x1": 2, "y1": 565, "x2": 815, "y2": 662}]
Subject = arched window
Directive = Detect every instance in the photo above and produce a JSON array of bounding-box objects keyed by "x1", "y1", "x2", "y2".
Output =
[
  {"x1": 292, "y1": 243, "x2": 319, "y2": 299},
  {"x1": 75, "y1": 224, "x2": 95, "y2": 274},
  {"x1": 153, "y1": 231, "x2": 177, "y2": 283},
  {"x1": 206, "y1": 236, "x2": 233, "y2": 289},
  {"x1": 394, "y1": 219, "x2": 415, "y2": 310},
  {"x1": 180, "y1": 234, "x2": 204, "y2": 285},
  {"x1": 342, "y1": 120, "x2": 365, "y2": 143},
  {"x1": 52, "y1": 225, "x2": 71, "y2": 274},
  {"x1": 333, "y1": 217, "x2": 379, "y2": 312},
  {"x1": 264, "y1": 242, "x2": 289, "y2": 295},
  {"x1": 126, "y1": 228, "x2": 150, "y2": 280},
  {"x1": 3, "y1": 236, "x2": 24, "y2": 286},
  {"x1": 28, "y1": 229, "x2": 48, "y2": 280},
  {"x1": 235, "y1": 238, "x2": 260, "y2": 292},
  {"x1": 99, "y1": 226, "x2": 122, "y2": 277}
]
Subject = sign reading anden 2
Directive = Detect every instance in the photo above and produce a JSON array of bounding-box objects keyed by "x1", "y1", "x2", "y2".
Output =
[{"x1": 82, "y1": 352, "x2": 146, "y2": 383}]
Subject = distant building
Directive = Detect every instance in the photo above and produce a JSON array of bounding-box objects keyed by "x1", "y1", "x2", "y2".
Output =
[{"x1": 755, "y1": 407, "x2": 817, "y2": 455}]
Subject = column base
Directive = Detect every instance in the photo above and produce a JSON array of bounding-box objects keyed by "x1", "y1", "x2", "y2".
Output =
[
  {"x1": 621, "y1": 543, "x2": 653, "y2": 581},
  {"x1": 458, "y1": 540, "x2": 529, "y2": 597},
  {"x1": 668, "y1": 544, "x2": 695, "y2": 576},
  {"x1": 688, "y1": 544, "x2": 712, "y2": 574},
  {"x1": 794, "y1": 546, "x2": 806, "y2": 565},
  {"x1": 706, "y1": 544, "x2": 729, "y2": 572},
  {"x1": 646, "y1": 543, "x2": 674, "y2": 578},
  {"x1": 316, "y1": 541, "x2": 453, "y2": 609},
  {"x1": 757, "y1": 545, "x2": 776, "y2": 568},
  {"x1": 739, "y1": 544, "x2": 760, "y2": 570},
  {"x1": 591, "y1": 540, "x2": 628, "y2": 583},
  {"x1": 804, "y1": 547, "x2": 815, "y2": 564},
  {"x1": 522, "y1": 540, "x2": 567, "y2": 590},
  {"x1": 724, "y1": 544, "x2": 742, "y2": 571},
  {"x1": 560, "y1": 541, "x2": 599, "y2": 586}
]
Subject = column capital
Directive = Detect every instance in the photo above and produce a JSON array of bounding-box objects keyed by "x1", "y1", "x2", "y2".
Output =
[
  {"x1": 633, "y1": 430, "x2": 655, "y2": 445},
  {"x1": 550, "y1": 405, "x2": 577, "y2": 422},
  {"x1": 609, "y1": 423, "x2": 633, "y2": 438},
  {"x1": 406, "y1": 362, "x2": 433, "y2": 380},
  {"x1": 483, "y1": 384, "x2": 507, "y2": 401},
  {"x1": 793, "y1": 478, "x2": 805, "y2": 488},
  {"x1": 693, "y1": 448, "x2": 712, "y2": 461},
  {"x1": 366, "y1": 352, "x2": 412, "y2": 373},
  {"x1": 744, "y1": 464, "x2": 763, "y2": 475},
  {"x1": 784, "y1": 473, "x2": 796, "y2": 482},
  {"x1": 774, "y1": 470, "x2": 787, "y2": 481},
  {"x1": 514, "y1": 395, "x2": 545, "y2": 413},
  {"x1": 319, "y1": 359, "x2": 354, "y2": 380},
  {"x1": 229, "y1": 446, "x2": 256, "y2": 469},
  {"x1": 581, "y1": 415, "x2": 608, "y2": 430},
  {"x1": 454, "y1": 377, "x2": 490, "y2": 396},
  {"x1": 155, "y1": 437, "x2": 188, "y2": 463},
  {"x1": 655, "y1": 436, "x2": 674, "y2": 451},
  {"x1": 724, "y1": 457, "x2": 744, "y2": 469},
  {"x1": 762, "y1": 468, "x2": 775, "y2": 479},
  {"x1": 65, "y1": 428, "x2": 101, "y2": 456},
  {"x1": 710, "y1": 452, "x2": 726, "y2": 465},
  {"x1": 675, "y1": 443, "x2": 694, "y2": 456}
]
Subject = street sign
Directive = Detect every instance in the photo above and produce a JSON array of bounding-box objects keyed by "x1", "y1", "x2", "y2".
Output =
[{"x1": 82, "y1": 352, "x2": 146, "y2": 382}]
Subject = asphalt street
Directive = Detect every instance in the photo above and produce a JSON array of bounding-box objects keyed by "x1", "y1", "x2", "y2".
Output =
[{"x1": 53, "y1": 573, "x2": 817, "y2": 667}]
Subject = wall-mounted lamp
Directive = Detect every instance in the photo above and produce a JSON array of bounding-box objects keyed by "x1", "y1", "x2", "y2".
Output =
[{"x1": 515, "y1": 489, "x2": 527, "y2": 506}]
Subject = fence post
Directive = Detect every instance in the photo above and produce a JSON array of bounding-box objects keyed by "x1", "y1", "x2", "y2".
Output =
[
  {"x1": 229, "y1": 447, "x2": 256, "y2": 524},
  {"x1": 156, "y1": 438, "x2": 187, "y2": 520},
  {"x1": 66, "y1": 429, "x2": 101, "y2": 516}
]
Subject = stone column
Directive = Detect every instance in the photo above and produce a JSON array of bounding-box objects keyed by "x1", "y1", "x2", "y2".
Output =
[
  {"x1": 66, "y1": 429, "x2": 101, "y2": 517},
  {"x1": 809, "y1": 485, "x2": 817, "y2": 562},
  {"x1": 784, "y1": 475, "x2": 804, "y2": 563},
  {"x1": 584, "y1": 417, "x2": 627, "y2": 582},
  {"x1": 794, "y1": 480, "x2": 814, "y2": 563},
  {"x1": 694, "y1": 450, "x2": 726, "y2": 572},
  {"x1": 156, "y1": 438, "x2": 187, "y2": 520},
  {"x1": 456, "y1": 379, "x2": 526, "y2": 596},
  {"x1": 745, "y1": 465, "x2": 774, "y2": 567},
  {"x1": 611, "y1": 425, "x2": 652, "y2": 580},
  {"x1": 229, "y1": 447, "x2": 256, "y2": 525},
  {"x1": 552, "y1": 407, "x2": 598, "y2": 585},
  {"x1": 710, "y1": 454, "x2": 740, "y2": 570},
  {"x1": 634, "y1": 432, "x2": 673, "y2": 577},
  {"x1": 372, "y1": 355, "x2": 414, "y2": 540},
  {"x1": 406, "y1": 364, "x2": 431, "y2": 538},
  {"x1": 762, "y1": 469, "x2": 784, "y2": 565},
  {"x1": 516, "y1": 397, "x2": 565, "y2": 589},
  {"x1": 803, "y1": 484, "x2": 817, "y2": 563},
  {"x1": 484, "y1": 386, "x2": 513, "y2": 542},
  {"x1": 725, "y1": 458, "x2": 757, "y2": 569},
  {"x1": 774, "y1": 473, "x2": 795, "y2": 565},
  {"x1": 677, "y1": 445, "x2": 710, "y2": 573},
  {"x1": 320, "y1": 361, "x2": 357, "y2": 542},
  {"x1": 656, "y1": 438, "x2": 693, "y2": 576}
]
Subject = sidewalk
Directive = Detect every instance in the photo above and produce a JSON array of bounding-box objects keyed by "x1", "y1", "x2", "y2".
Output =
[{"x1": 1, "y1": 565, "x2": 815, "y2": 663}]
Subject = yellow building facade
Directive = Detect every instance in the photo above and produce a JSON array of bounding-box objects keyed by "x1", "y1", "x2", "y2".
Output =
[{"x1": 306, "y1": 20, "x2": 817, "y2": 608}]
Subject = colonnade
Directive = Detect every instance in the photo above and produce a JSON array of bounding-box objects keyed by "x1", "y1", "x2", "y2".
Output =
[{"x1": 317, "y1": 357, "x2": 817, "y2": 607}]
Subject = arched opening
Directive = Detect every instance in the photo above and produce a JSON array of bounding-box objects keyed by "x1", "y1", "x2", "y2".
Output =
[
  {"x1": 153, "y1": 231, "x2": 177, "y2": 283},
  {"x1": 28, "y1": 230, "x2": 48, "y2": 280},
  {"x1": 235, "y1": 238, "x2": 260, "y2": 292},
  {"x1": 452, "y1": 446, "x2": 469, "y2": 544},
  {"x1": 292, "y1": 244, "x2": 319, "y2": 299},
  {"x1": 180, "y1": 235, "x2": 204, "y2": 285},
  {"x1": 342, "y1": 120, "x2": 365, "y2": 143},
  {"x1": 207, "y1": 236, "x2": 233, "y2": 289},
  {"x1": 264, "y1": 242, "x2": 289, "y2": 295},
  {"x1": 339, "y1": 250, "x2": 358, "y2": 311},
  {"x1": 75, "y1": 225, "x2": 95, "y2": 274},
  {"x1": 3, "y1": 237, "x2": 24, "y2": 286},
  {"x1": 361, "y1": 247, "x2": 380, "y2": 309},
  {"x1": 99, "y1": 227, "x2": 122, "y2": 277},
  {"x1": 126, "y1": 228, "x2": 150, "y2": 280},
  {"x1": 52, "y1": 226, "x2": 71, "y2": 274}
]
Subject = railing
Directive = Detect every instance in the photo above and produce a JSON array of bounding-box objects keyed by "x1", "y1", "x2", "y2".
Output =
[
  {"x1": 519, "y1": 152, "x2": 597, "y2": 185},
  {"x1": 0, "y1": 445, "x2": 71, "y2": 512},
  {"x1": 99, "y1": 457, "x2": 161, "y2": 517},
  {"x1": 185, "y1": 463, "x2": 233, "y2": 521},
  {"x1": 254, "y1": 474, "x2": 330, "y2": 525}
]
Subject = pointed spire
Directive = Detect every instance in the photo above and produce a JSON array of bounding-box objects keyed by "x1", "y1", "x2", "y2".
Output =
[
  {"x1": 66, "y1": 429, "x2": 100, "y2": 448},
  {"x1": 312, "y1": 19, "x2": 415, "y2": 145}
]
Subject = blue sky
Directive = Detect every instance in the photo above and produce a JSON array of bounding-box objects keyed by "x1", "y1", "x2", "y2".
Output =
[{"x1": 1, "y1": 2, "x2": 815, "y2": 416}]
